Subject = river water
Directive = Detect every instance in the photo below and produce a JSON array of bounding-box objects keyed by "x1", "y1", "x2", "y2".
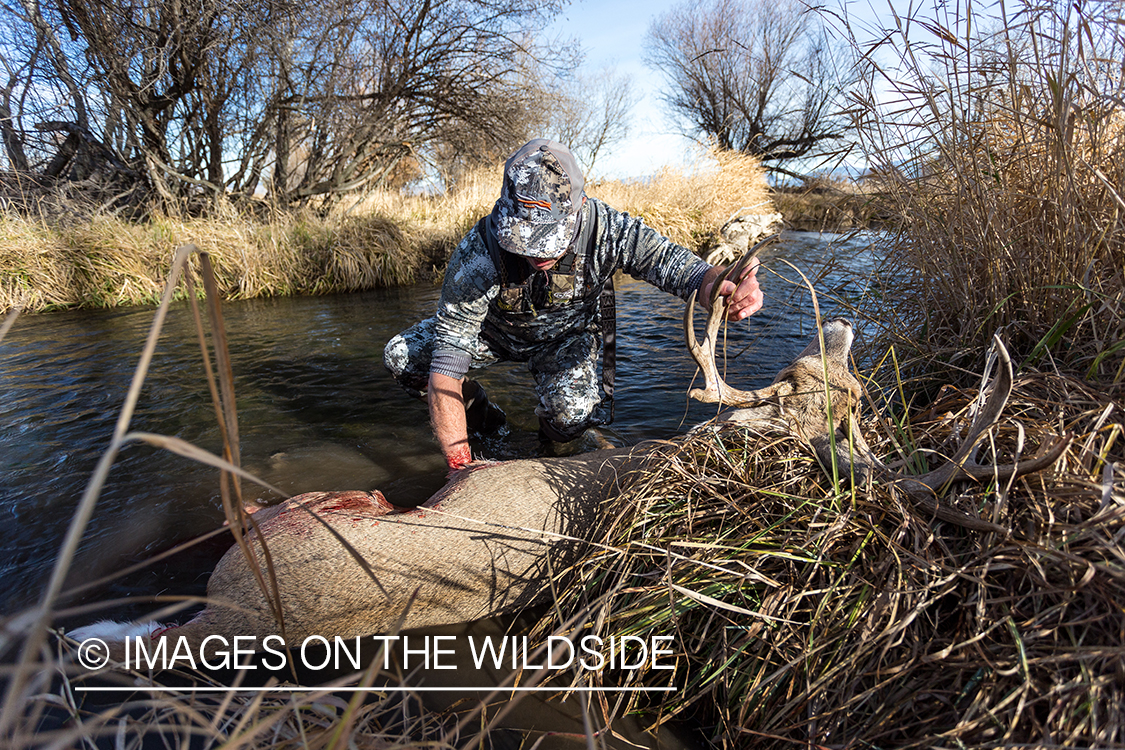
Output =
[{"x1": 0, "y1": 229, "x2": 876, "y2": 634}]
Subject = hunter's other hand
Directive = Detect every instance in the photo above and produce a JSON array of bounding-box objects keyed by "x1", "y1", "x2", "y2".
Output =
[{"x1": 701, "y1": 257, "x2": 763, "y2": 321}]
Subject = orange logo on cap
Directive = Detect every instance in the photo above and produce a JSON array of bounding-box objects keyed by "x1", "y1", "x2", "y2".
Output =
[{"x1": 516, "y1": 195, "x2": 554, "y2": 212}]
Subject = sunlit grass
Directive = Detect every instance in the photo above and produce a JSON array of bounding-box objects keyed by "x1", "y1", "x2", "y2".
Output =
[
  {"x1": 0, "y1": 148, "x2": 773, "y2": 314},
  {"x1": 589, "y1": 147, "x2": 772, "y2": 249},
  {"x1": 849, "y1": 0, "x2": 1125, "y2": 383}
]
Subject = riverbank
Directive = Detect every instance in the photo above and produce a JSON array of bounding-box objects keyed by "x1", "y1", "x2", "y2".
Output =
[
  {"x1": 770, "y1": 177, "x2": 892, "y2": 232},
  {"x1": 0, "y1": 149, "x2": 771, "y2": 314},
  {"x1": 538, "y1": 360, "x2": 1124, "y2": 748}
]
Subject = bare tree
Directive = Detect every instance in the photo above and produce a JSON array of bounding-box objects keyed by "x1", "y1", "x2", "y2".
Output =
[
  {"x1": 646, "y1": 0, "x2": 855, "y2": 175},
  {"x1": 0, "y1": 0, "x2": 571, "y2": 209},
  {"x1": 0, "y1": 0, "x2": 93, "y2": 173},
  {"x1": 266, "y1": 0, "x2": 565, "y2": 203},
  {"x1": 430, "y1": 94, "x2": 546, "y2": 190},
  {"x1": 545, "y1": 67, "x2": 638, "y2": 176}
]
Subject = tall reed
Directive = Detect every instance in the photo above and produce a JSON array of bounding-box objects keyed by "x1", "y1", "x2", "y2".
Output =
[{"x1": 848, "y1": 1, "x2": 1125, "y2": 382}]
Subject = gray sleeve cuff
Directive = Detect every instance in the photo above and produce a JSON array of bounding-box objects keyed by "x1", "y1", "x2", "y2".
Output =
[
  {"x1": 684, "y1": 262, "x2": 712, "y2": 298},
  {"x1": 430, "y1": 348, "x2": 471, "y2": 380}
]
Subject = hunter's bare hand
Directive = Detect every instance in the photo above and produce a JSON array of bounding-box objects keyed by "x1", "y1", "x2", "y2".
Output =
[{"x1": 701, "y1": 257, "x2": 763, "y2": 321}]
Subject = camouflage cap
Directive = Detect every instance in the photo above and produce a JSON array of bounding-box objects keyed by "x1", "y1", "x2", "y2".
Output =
[{"x1": 491, "y1": 139, "x2": 585, "y2": 259}]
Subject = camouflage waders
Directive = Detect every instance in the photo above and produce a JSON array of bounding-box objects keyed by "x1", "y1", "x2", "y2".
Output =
[{"x1": 383, "y1": 314, "x2": 610, "y2": 441}]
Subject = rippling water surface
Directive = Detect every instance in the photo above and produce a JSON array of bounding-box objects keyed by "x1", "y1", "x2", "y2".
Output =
[{"x1": 0, "y1": 231, "x2": 879, "y2": 616}]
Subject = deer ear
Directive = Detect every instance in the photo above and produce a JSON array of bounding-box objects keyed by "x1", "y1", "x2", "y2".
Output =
[{"x1": 767, "y1": 380, "x2": 795, "y2": 399}]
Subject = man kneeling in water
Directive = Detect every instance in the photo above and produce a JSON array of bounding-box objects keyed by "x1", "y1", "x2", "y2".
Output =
[{"x1": 384, "y1": 139, "x2": 763, "y2": 471}]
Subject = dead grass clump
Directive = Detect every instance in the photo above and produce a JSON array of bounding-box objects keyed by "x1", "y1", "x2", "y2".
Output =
[
  {"x1": 332, "y1": 163, "x2": 501, "y2": 264},
  {"x1": 850, "y1": 2, "x2": 1125, "y2": 382},
  {"x1": 0, "y1": 214, "x2": 82, "y2": 311},
  {"x1": 588, "y1": 148, "x2": 772, "y2": 249},
  {"x1": 60, "y1": 218, "x2": 171, "y2": 307},
  {"x1": 309, "y1": 215, "x2": 420, "y2": 292},
  {"x1": 0, "y1": 209, "x2": 436, "y2": 312},
  {"x1": 536, "y1": 369, "x2": 1124, "y2": 747},
  {"x1": 771, "y1": 176, "x2": 890, "y2": 232}
]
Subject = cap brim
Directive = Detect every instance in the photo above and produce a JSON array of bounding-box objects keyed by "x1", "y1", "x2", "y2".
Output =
[{"x1": 495, "y1": 213, "x2": 577, "y2": 259}]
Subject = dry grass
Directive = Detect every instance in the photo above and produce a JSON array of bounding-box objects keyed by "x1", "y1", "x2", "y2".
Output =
[
  {"x1": 588, "y1": 148, "x2": 772, "y2": 249},
  {"x1": 1, "y1": 149, "x2": 773, "y2": 314},
  {"x1": 770, "y1": 177, "x2": 890, "y2": 232},
  {"x1": 332, "y1": 162, "x2": 503, "y2": 261},
  {"x1": 0, "y1": 163, "x2": 499, "y2": 312},
  {"x1": 0, "y1": 210, "x2": 427, "y2": 311},
  {"x1": 534, "y1": 363, "x2": 1124, "y2": 748},
  {"x1": 9, "y1": 665, "x2": 453, "y2": 750},
  {"x1": 849, "y1": 2, "x2": 1125, "y2": 383}
]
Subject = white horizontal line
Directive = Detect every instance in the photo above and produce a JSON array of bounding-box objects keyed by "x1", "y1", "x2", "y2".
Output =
[{"x1": 75, "y1": 686, "x2": 676, "y2": 693}]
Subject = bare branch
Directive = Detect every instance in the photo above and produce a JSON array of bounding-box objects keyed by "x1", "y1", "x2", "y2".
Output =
[{"x1": 645, "y1": 0, "x2": 858, "y2": 173}]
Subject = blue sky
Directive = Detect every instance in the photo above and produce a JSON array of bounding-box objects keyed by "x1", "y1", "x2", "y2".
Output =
[
  {"x1": 546, "y1": 0, "x2": 703, "y2": 179},
  {"x1": 547, "y1": 0, "x2": 896, "y2": 180}
]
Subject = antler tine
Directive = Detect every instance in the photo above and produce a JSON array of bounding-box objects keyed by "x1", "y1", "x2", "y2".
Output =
[
  {"x1": 821, "y1": 407, "x2": 1012, "y2": 534},
  {"x1": 908, "y1": 334, "x2": 1016, "y2": 491},
  {"x1": 683, "y1": 288, "x2": 726, "y2": 403},
  {"x1": 955, "y1": 334, "x2": 1015, "y2": 455},
  {"x1": 889, "y1": 436, "x2": 1071, "y2": 535},
  {"x1": 683, "y1": 290, "x2": 778, "y2": 407},
  {"x1": 684, "y1": 234, "x2": 785, "y2": 406}
]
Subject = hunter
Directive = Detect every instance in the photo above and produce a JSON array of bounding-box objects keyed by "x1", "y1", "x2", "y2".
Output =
[{"x1": 384, "y1": 139, "x2": 763, "y2": 471}]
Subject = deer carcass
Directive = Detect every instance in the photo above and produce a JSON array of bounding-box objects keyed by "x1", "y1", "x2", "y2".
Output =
[{"x1": 70, "y1": 259, "x2": 1070, "y2": 659}]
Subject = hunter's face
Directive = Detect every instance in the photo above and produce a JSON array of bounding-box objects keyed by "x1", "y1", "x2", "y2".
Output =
[{"x1": 526, "y1": 255, "x2": 563, "y2": 272}]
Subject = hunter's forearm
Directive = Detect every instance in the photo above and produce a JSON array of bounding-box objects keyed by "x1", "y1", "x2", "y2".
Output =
[{"x1": 428, "y1": 372, "x2": 471, "y2": 470}]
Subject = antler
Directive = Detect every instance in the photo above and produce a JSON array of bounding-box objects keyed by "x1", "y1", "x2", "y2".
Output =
[
  {"x1": 827, "y1": 336, "x2": 1073, "y2": 533},
  {"x1": 684, "y1": 237, "x2": 781, "y2": 406},
  {"x1": 684, "y1": 241, "x2": 1071, "y2": 535},
  {"x1": 900, "y1": 337, "x2": 1071, "y2": 490}
]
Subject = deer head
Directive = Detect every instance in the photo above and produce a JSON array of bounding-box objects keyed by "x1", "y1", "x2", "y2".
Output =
[
  {"x1": 685, "y1": 244, "x2": 863, "y2": 441},
  {"x1": 685, "y1": 275, "x2": 1072, "y2": 534}
]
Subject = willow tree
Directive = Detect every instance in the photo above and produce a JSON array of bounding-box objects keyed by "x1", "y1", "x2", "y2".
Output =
[{"x1": 645, "y1": 0, "x2": 855, "y2": 175}]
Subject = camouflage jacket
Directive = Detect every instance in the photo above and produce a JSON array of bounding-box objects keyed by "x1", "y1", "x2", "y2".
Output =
[{"x1": 431, "y1": 197, "x2": 711, "y2": 376}]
